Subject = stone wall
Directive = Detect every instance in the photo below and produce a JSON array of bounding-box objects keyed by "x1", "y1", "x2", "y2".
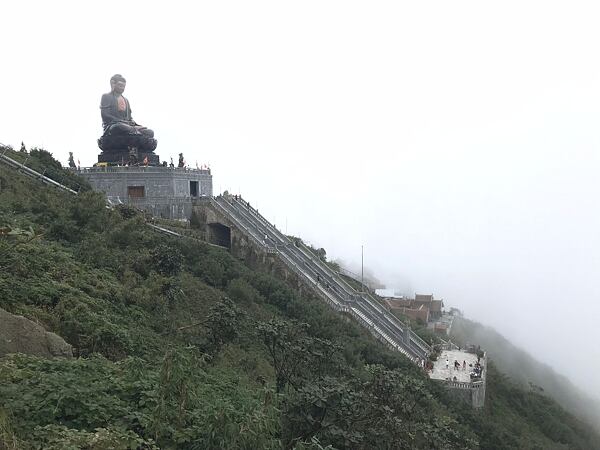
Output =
[
  {"x1": 471, "y1": 380, "x2": 486, "y2": 408},
  {"x1": 440, "y1": 380, "x2": 486, "y2": 408},
  {"x1": 79, "y1": 166, "x2": 212, "y2": 220},
  {"x1": 441, "y1": 353, "x2": 487, "y2": 408}
]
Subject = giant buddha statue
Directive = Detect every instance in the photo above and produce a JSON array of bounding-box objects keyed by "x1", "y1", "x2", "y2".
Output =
[{"x1": 98, "y1": 74, "x2": 159, "y2": 165}]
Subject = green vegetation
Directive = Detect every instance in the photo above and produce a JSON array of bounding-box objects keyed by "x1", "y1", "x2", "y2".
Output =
[
  {"x1": 1, "y1": 146, "x2": 90, "y2": 193},
  {"x1": 0, "y1": 146, "x2": 599, "y2": 449}
]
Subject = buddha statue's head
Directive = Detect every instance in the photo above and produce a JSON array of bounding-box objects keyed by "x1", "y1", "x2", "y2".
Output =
[{"x1": 110, "y1": 74, "x2": 126, "y2": 95}]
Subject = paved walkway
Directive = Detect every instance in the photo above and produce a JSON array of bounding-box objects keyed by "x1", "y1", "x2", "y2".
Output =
[{"x1": 430, "y1": 350, "x2": 480, "y2": 382}]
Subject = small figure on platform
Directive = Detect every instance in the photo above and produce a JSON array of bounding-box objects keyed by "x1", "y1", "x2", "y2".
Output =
[
  {"x1": 178, "y1": 153, "x2": 185, "y2": 168},
  {"x1": 68, "y1": 152, "x2": 76, "y2": 168}
]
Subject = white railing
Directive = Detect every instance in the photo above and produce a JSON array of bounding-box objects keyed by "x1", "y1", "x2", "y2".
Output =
[
  {"x1": 0, "y1": 150, "x2": 78, "y2": 195},
  {"x1": 77, "y1": 166, "x2": 210, "y2": 175},
  {"x1": 444, "y1": 380, "x2": 483, "y2": 390},
  {"x1": 291, "y1": 237, "x2": 432, "y2": 357},
  {"x1": 212, "y1": 197, "x2": 266, "y2": 248}
]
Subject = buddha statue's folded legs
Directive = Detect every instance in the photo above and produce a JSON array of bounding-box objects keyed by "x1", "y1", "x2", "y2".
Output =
[
  {"x1": 99, "y1": 122, "x2": 157, "y2": 152},
  {"x1": 108, "y1": 122, "x2": 155, "y2": 139}
]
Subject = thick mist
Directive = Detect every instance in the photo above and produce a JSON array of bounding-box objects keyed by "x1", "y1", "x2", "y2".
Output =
[{"x1": 450, "y1": 317, "x2": 600, "y2": 430}]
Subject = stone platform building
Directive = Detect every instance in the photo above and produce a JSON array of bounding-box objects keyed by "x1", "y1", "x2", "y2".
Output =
[
  {"x1": 429, "y1": 348, "x2": 487, "y2": 408},
  {"x1": 78, "y1": 166, "x2": 212, "y2": 220}
]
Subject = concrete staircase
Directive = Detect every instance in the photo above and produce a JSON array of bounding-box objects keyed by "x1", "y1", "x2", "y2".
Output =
[{"x1": 212, "y1": 194, "x2": 432, "y2": 362}]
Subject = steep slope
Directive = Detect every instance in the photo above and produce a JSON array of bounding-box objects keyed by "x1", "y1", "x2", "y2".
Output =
[
  {"x1": 0, "y1": 146, "x2": 599, "y2": 449},
  {"x1": 451, "y1": 316, "x2": 600, "y2": 432}
]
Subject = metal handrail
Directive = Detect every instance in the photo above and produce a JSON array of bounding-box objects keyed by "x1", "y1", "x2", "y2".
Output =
[
  {"x1": 293, "y1": 238, "x2": 431, "y2": 355},
  {"x1": 212, "y1": 197, "x2": 266, "y2": 248},
  {"x1": 220, "y1": 194, "x2": 431, "y2": 359},
  {"x1": 0, "y1": 151, "x2": 79, "y2": 195}
]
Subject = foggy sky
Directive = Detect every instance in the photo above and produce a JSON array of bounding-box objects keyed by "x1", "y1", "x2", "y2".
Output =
[{"x1": 2, "y1": 1, "x2": 599, "y2": 397}]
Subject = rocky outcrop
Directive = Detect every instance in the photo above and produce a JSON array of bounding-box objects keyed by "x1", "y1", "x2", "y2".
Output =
[{"x1": 0, "y1": 308, "x2": 72, "y2": 358}]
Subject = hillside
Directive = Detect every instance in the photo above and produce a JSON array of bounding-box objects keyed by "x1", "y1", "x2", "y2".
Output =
[
  {"x1": 451, "y1": 316, "x2": 600, "y2": 432},
  {"x1": 1, "y1": 146, "x2": 599, "y2": 449}
]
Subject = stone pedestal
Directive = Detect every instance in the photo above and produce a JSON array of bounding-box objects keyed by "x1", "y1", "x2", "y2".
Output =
[
  {"x1": 97, "y1": 131, "x2": 159, "y2": 166},
  {"x1": 97, "y1": 150, "x2": 160, "y2": 166}
]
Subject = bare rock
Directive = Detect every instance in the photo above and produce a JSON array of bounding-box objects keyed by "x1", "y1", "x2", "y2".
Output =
[{"x1": 0, "y1": 307, "x2": 72, "y2": 358}]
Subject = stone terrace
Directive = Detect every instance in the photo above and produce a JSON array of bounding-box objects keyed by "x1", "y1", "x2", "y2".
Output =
[{"x1": 430, "y1": 349, "x2": 480, "y2": 382}]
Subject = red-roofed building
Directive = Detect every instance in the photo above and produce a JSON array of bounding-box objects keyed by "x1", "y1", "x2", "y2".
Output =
[{"x1": 383, "y1": 293, "x2": 444, "y2": 323}]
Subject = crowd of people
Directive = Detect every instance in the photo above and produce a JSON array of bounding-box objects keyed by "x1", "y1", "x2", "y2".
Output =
[
  {"x1": 470, "y1": 358, "x2": 484, "y2": 380},
  {"x1": 442, "y1": 352, "x2": 484, "y2": 381}
]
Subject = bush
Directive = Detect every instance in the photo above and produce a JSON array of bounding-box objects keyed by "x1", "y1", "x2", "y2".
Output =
[
  {"x1": 227, "y1": 278, "x2": 264, "y2": 305},
  {"x1": 151, "y1": 244, "x2": 183, "y2": 276}
]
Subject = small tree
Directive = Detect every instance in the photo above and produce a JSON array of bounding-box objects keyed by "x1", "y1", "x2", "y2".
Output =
[
  {"x1": 151, "y1": 346, "x2": 204, "y2": 442},
  {"x1": 257, "y1": 319, "x2": 342, "y2": 393},
  {"x1": 151, "y1": 244, "x2": 183, "y2": 276},
  {"x1": 204, "y1": 297, "x2": 244, "y2": 354}
]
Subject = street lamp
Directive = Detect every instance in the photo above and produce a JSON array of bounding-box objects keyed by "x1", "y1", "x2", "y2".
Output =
[{"x1": 361, "y1": 245, "x2": 364, "y2": 293}]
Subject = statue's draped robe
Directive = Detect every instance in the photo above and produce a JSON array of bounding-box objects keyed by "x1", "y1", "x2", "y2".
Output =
[
  {"x1": 99, "y1": 92, "x2": 154, "y2": 138},
  {"x1": 100, "y1": 92, "x2": 133, "y2": 131}
]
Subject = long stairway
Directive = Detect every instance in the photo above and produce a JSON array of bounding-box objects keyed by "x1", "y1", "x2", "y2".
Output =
[{"x1": 212, "y1": 194, "x2": 432, "y2": 362}]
